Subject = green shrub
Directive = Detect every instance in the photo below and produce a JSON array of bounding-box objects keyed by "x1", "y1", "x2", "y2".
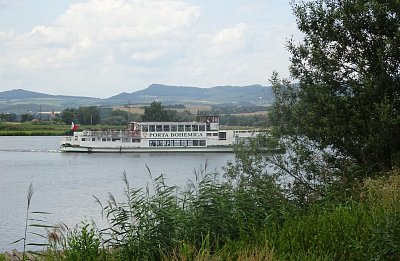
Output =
[
  {"x1": 63, "y1": 223, "x2": 102, "y2": 261},
  {"x1": 270, "y1": 173, "x2": 400, "y2": 260}
]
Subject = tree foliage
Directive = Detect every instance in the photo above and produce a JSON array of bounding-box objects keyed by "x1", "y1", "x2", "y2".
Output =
[
  {"x1": 235, "y1": 0, "x2": 400, "y2": 205},
  {"x1": 61, "y1": 106, "x2": 100, "y2": 125},
  {"x1": 61, "y1": 108, "x2": 77, "y2": 125},
  {"x1": 20, "y1": 113, "x2": 34, "y2": 122},
  {"x1": 141, "y1": 101, "x2": 176, "y2": 122},
  {"x1": 278, "y1": 0, "x2": 400, "y2": 172},
  {"x1": 0, "y1": 113, "x2": 17, "y2": 122}
]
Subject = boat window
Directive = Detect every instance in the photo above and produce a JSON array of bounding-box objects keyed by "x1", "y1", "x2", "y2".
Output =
[
  {"x1": 207, "y1": 133, "x2": 212, "y2": 136},
  {"x1": 92, "y1": 138, "x2": 96, "y2": 141},
  {"x1": 200, "y1": 140, "x2": 206, "y2": 146},
  {"x1": 218, "y1": 132, "x2": 227, "y2": 140},
  {"x1": 156, "y1": 125, "x2": 162, "y2": 132},
  {"x1": 193, "y1": 140, "x2": 199, "y2": 146},
  {"x1": 149, "y1": 125, "x2": 155, "y2": 132},
  {"x1": 199, "y1": 125, "x2": 205, "y2": 131},
  {"x1": 178, "y1": 125, "x2": 184, "y2": 132},
  {"x1": 149, "y1": 140, "x2": 156, "y2": 146},
  {"x1": 187, "y1": 140, "x2": 193, "y2": 146},
  {"x1": 192, "y1": 125, "x2": 198, "y2": 131},
  {"x1": 171, "y1": 125, "x2": 177, "y2": 132},
  {"x1": 142, "y1": 125, "x2": 149, "y2": 132},
  {"x1": 102, "y1": 138, "x2": 106, "y2": 142},
  {"x1": 185, "y1": 125, "x2": 192, "y2": 132},
  {"x1": 164, "y1": 140, "x2": 171, "y2": 146},
  {"x1": 112, "y1": 138, "x2": 120, "y2": 142},
  {"x1": 157, "y1": 140, "x2": 163, "y2": 146},
  {"x1": 81, "y1": 138, "x2": 86, "y2": 141},
  {"x1": 132, "y1": 139, "x2": 140, "y2": 143},
  {"x1": 163, "y1": 125, "x2": 170, "y2": 132},
  {"x1": 213, "y1": 133, "x2": 218, "y2": 136},
  {"x1": 122, "y1": 138, "x2": 130, "y2": 143}
]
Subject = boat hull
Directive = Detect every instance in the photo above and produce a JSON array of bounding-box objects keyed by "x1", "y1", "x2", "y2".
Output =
[{"x1": 60, "y1": 145, "x2": 235, "y2": 153}]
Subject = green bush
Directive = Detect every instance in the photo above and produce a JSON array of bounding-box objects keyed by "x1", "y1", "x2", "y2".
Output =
[
  {"x1": 269, "y1": 173, "x2": 400, "y2": 260},
  {"x1": 63, "y1": 223, "x2": 102, "y2": 261}
]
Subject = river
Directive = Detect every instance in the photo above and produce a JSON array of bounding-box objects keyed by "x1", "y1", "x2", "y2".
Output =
[{"x1": 0, "y1": 136, "x2": 235, "y2": 251}]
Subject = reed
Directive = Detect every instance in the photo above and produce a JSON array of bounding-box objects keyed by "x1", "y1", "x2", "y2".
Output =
[
  {"x1": 11, "y1": 183, "x2": 34, "y2": 260},
  {"x1": 12, "y1": 183, "x2": 54, "y2": 260},
  {"x1": 86, "y1": 162, "x2": 287, "y2": 260},
  {"x1": 12, "y1": 169, "x2": 400, "y2": 260}
]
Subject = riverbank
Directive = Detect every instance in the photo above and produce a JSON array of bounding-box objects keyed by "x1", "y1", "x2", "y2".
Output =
[
  {"x1": 3, "y1": 169, "x2": 399, "y2": 260},
  {"x1": 0, "y1": 122, "x2": 259, "y2": 136},
  {"x1": 0, "y1": 122, "x2": 121, "y2": 136},
  {"x1": 0, "y1": 122, "x2": 66, "y2": 136},
  {"x1": 0, "y1": 250, "x2": 36, "y2": 261}
]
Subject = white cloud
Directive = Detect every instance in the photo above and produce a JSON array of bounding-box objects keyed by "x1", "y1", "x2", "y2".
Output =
[
  {"x1": 0, "y1": 0, "x2": 16, "y2": 8},
  {"x1": 0, "y1": 30, "x2": 14, "y2": 40},
  {"x1": 210, "y1": 23, "x2": 247, "y2": 55},
  {"x1": 2, "y1": 0, "x2": 200, "y2": 71},
  {"x1": 56, "y1": 0, "x2": 200, "y2": 42},
  {"x1": 0, "y1": 0, "x2": 300, "y2": 97}
]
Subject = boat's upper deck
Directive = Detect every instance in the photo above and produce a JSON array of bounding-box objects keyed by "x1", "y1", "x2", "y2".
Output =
[{"x1": 130, "y1": 116, "x2": 221, "y2": 132}]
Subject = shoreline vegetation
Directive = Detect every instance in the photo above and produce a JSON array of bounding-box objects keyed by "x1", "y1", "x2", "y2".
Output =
[
  {"x1": 3, "y1": 167, "x2": 400, "y2": 260},
  {"x1": 0, "y1": 122, "x2": 124, "y2": 136},
  {"x1": 0, "y1": 122, "x2": 258, "y2": 136}
]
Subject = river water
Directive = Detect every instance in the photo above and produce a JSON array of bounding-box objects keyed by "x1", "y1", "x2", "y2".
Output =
[{"x1": 0, "y1": 136, "x2": 235, "y2": 251}]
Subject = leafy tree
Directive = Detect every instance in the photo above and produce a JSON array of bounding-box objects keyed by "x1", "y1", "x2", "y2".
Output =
[
  {"x1": 61, "y1": 107, "x2": 100, "y2": 125},
  {"x1": 77, "y1": 106, "x2": 100, "y2": 125},
  {"x1": 101, "y1": 116, "x2": 127, "y2": 125},
  {"x1": 0, "y1": 113, "x2": 17, "y2": 122},
  {"x1": 20, "y1": 113, "x2": 34, "y2": 122},
  {"x1": 233, "y1": 0, "x2": 399, "y2": 205},
  {"x1": 278, "y1": 0, "x2": 400, "y2": 172},
  {"x1": 110, "y1": 109, "x2": 141, "y2": 122},
  {"x1": 61, "y1": 108, "x2": 77, "y2": 125},
  {"x1": 141, "y1": 101, "x2": 176, "y2": 121}
]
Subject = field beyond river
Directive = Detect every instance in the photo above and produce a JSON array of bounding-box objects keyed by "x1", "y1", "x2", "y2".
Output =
[{"x1": 0, "y1": 122, "x2": 121, "y2": 136}]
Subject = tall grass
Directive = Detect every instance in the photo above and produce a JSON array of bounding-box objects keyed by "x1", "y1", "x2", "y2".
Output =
[
  {"x1": 269, "y1": 173, "x2": 400, "y2": 260},
  {"x1": 12, "y1": 169, "x2": 400, "y2": 260},
  {"x1": 89, "y1": 164, "x2": 283, "y2": 260},
  {"x1": 12, "y1": 183, "x2": 54, "y2": 260}
]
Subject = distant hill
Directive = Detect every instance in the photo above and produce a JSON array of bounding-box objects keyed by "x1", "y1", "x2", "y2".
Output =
[
  {"x1": 0, "y1": 89, "x2": 97, "y2": 100},
  {"x1": 0, "y1": 89, "x2": 101, "y2": 113},
  {"x1": 0, "y1": 84, "x2": 274, "y2": 113},
  {"x1": 0, "y1": 89, "x2": 54, "y2": 99},
  {"x1": 107, "y1": 84, "x2": 273, "y2": 105}
]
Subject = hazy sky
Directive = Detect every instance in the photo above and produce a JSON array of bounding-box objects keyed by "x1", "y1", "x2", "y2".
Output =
[{"x1": 0, "y1": 0, "x2": 300, "y2": 98}]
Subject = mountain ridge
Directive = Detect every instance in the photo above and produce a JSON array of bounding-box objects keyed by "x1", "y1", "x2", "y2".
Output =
[
  {"x1": 0, "y1": 84, "x2": 274, "y2": 113},
  {"x1": 107, "y1": 84, "x2": 273, "y2": 105}
]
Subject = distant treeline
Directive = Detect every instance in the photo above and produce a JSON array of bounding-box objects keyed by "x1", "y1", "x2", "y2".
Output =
[
  {"x1": 1, "y1": 103, "x2": 270, "y2": 127},
  {"x1": 210, "y1": 105, "x2": 271, "y2": 114}
]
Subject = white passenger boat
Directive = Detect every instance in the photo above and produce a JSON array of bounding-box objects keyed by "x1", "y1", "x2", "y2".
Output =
[{"x1": 60, "y1": 116, "x2": 259, "y2": 153}]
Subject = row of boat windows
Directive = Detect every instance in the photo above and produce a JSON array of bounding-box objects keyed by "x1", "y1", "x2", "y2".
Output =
[
  {"x1": 79, "y1": 137, "x2": 207, "y2": 147},
  {"x1": 149, "y1": 139, "x2": 207, "y2": 147},
  {"x1": 79, "y1": 132, "x2": 224, "y2": 142},
  {"x1": 80, "y1": 137, "x2": 140, "y2": 143},
  {"x1": 141, "y1": 124, "x2": 206, "y2": 132}
]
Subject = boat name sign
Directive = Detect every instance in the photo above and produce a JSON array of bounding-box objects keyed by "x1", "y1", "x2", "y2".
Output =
[{"x1": 147, "y1": 132, "x2": 204, "y2": 138}]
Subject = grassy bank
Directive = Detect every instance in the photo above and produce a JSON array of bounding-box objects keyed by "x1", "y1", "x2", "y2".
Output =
[
  {"x1": 0, "y1": 122, "x2": 122, "y2": 136},
  {"x1": 8, "y1": 167, "x2": 400, "y2": 260}
]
